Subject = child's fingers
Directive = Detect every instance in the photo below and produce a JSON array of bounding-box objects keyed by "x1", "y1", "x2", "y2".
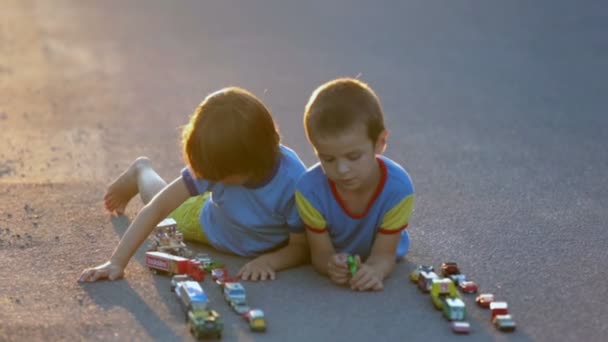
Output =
[
  {"x1": 352, "y1": 276, "x2": 376, "y2": 291},
  {"x1": 331, "y1": 253, "x2": 348, "y2": 268},
  {"x1": 328, "y1": 260, "x2": 349, "y2": 274},
  {"x1": 330, "y1": 275, "x2": 349, "y2": 285},
  {"x1": 239, "y1": 268, "x2": 252, "y2": 280},
  {"x1": 236, "y1": 266, "x2": 245, "y2": 277},
  {"x1": 372, "y1": 281, "x2": 384, "y2": 291},
  {"x1": 329, "y1": 269, "x2": 349, "y2": 284}
]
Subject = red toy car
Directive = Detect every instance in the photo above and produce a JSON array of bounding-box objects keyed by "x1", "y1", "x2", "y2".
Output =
[
  {"x1": 440, "y1": 262, "x2": 460, "y2": 277},
  {"x1": 459, "y1": 281, "x2": 478, "y2": 294},
  {"x1": 490, "y1": 301, "x2": 509, "y2": 319},
  {"x1": 215, "y1": 275, "x2": 240, "y2": 288},
  {"x1": 211, "y1": 267, "x2": 228, "y2": 281},
  {"x1": 475, "y1": 293, "x2": 495, "y2": 308}
]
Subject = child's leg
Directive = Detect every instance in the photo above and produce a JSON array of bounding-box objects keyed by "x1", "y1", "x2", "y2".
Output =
[
  {"x1": 169, "y1": 193, "x2": 210, "y2": 244},
  {"x1": 104, "y1": 157, "x2": 167, "y2": 214}
]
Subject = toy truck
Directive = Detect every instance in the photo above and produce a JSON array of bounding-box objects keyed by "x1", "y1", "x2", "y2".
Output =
[
  {"x1": 178, "y1": 281, "x2": 209, "y2": 315},
  {"x1": 148, "y1": 218, "x2": 192, "y2": 257},
  {"x1": 430, "y1": 278, "x2": 460, "y2": 309},
  {"x1": 188, "y1": 309, "x2": 223, "y2": 339},
  {"x1": 145, "y1": 251, "x2": 204, "y2": 281}
]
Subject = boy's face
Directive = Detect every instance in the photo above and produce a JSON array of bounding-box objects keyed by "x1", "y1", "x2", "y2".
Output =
[{"x1": 311, "y1": 124, "x2": 386, "y2": 192}]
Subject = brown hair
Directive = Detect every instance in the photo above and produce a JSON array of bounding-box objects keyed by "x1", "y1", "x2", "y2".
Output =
[
  {"x1": 304, "y1": 78, "x2": 385, "y2": 143},
  {"x1": 182, "y1": 87, "x2": 280, "y2": 182}
]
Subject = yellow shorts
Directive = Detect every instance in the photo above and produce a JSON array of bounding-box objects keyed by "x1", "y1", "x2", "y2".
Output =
[{"x1": 168, "y1": 193, "x2": 210, "y2": 244}]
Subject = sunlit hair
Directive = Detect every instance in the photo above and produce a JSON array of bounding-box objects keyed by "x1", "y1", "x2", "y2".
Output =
[
  {"x1": 304, "y1": 78, "x2": 385, "y2": 144},
  {"x1": 182, "y1": 87, "x2": 280, "y2": 182}
]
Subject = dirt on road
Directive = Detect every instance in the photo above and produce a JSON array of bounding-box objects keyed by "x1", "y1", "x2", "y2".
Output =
[{"x1": 0, "y1": 1, "x2": 182, "y2": 340}]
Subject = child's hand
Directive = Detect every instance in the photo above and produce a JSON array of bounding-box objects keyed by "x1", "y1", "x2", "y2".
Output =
[
  {"x1": 350, "y1": 259, "x2": 384, "y2": 291},
  {"x1": 237, "y1": 258, "x2": 276, "y2": 281},
  {"x1": 78, "y1": 261, "x2": 124, "y2": 282},
  {"x1": 327, "y1": 253, "x2": 350, "y2": 285}
]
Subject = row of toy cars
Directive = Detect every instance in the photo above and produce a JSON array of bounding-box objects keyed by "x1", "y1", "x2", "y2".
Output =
[
  {"x1": 191, "y1": 253, "x2": 267, "y2": 332},
  {"x1": 171, "y1": 276, "x2": 223, "y2": 339},
  {"x1": 145, "y1": 219, "x2": 269, "y2": 338},
  {"x1": 145, "y1": 244, "x2": 267, "y2": 338},
  {"x1": 410, "y1": 262, "x2": 516, "y2": 334}
]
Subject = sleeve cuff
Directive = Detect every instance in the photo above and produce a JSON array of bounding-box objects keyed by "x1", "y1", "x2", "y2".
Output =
[
  {"x1": 305, "y1": 225, "x2": 327, "y2": 234},
  {"x1": 181, "y1": 167, "x2": 200, "y2": 196},
  {"x1": 378, "y1": 223, "x2": 408, "y2": 234}
]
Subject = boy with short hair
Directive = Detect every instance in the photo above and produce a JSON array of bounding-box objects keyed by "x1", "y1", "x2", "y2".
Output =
[
  {"x1": 79, "y1": 87, "x2": 308, "y2": 283},
  {"x1": 295, "y1": 78, "x2": 414, "y2": 291}
]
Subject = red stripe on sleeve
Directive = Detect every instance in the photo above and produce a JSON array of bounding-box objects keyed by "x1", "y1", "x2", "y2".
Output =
[{"x1": 305, "y1": 225, "x2": 327, "y2": 234}]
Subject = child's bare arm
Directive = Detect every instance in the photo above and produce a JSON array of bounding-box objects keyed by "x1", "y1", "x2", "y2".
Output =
[
  {"x1": 79, "y1": 177, "x2": 190, "y2": 282},
  {"x1": 238, "y1": 232, "x2": 309, "y2": 281},
  {"x1": 350, "y1": 233, "x2": 401, "y2": 291},
  {"x1": 306, "y1": 230, "x2": 350, "y2": 285},
  {"x1": 306, "y1": 229, "x2": 336, "y2": 276}
]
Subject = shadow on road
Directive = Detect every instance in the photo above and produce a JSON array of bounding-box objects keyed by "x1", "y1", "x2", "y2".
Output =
[{"x1": 79, "y1": 280, "x2": 182, "y2": 341}]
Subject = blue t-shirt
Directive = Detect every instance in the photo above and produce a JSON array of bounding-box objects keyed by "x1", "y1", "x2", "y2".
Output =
[
  {"x1": 295, "y1": 156, "x2": 414, "y2": 260},
  {"x1": 181, "y1": 145, "x2": 306, "y2": 256}
]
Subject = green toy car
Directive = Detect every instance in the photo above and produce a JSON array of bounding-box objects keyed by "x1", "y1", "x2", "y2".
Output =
[{"x1": 347, "y1": 255, "x2": 358, "y2": 276}]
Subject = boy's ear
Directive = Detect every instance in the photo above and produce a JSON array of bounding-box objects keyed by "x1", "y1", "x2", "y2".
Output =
[{"x1": 375, "y1": 130, "x2": 388, "y2": 154}]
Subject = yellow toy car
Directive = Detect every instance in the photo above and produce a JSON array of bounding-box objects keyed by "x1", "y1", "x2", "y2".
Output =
[{"x1": 243, "y1": 309, "x2": 266, "y2": 332}]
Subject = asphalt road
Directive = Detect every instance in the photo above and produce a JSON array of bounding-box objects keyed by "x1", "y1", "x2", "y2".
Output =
[{"x1": 1, "y1": 0, "x2": 607, "y2": 341}]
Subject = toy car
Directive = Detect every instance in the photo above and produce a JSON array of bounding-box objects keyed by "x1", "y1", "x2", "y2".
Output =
[
  {"x1": 417, "y1": 271, "x2": 439, "y2": 292},
  {"x1": 449, "y1": 274, "x2": 466, "y2": 286},
  {"x1": 211, "y1": 267, "x2": 227, "y2": 281},
  {"x1": 243, "y1": 309, "x2": 267, "y2": 332},
  {"x1": 347, "y1": 255, "x2": 358, "y2": 276},
  {"x1": 223, "y1": 282, "x2": 247, "y2": 304},
  {"x1": 203, "y1": 260, "x2": 225, "y2": 273},
  {"x1": 475, "y1": 293, "x2": 494, "y2": 308},
  {"x1": 430, "y1": 278, "x2": 460, "y2": 310},
  {"x1": 489, "y1": 301, "x2": 509, "y2": 319},
  {"x1": 442, "y1": 297, "x2": 466, "y2": 321},
  {"x1": 410, "y1": 265, "x2": 434, "y2": 283},
  {"x1": 440, "y1": 262, "x2": 460, "y2": 277},
  {"x1": 188, "y1": 309, "x2": 223, "y2": 339},
  {"x1": 215, "y1": 275, "x2": 239, "y2": 288},
  {"x1": 193, "y1": 253, "x2": 212, "y2": 265},
  {"x1": 459, "y1": 280, "x2": 478, "y2": 294},
  {"x1": 230, "y1": 300, "x2": 251, "y2": 315},
  {"x1": 493, "y1": 314, "x2": 516, "y2": 332},
  {"x1": 450, "y1": 321, "x2": 470, "y2": 334}
]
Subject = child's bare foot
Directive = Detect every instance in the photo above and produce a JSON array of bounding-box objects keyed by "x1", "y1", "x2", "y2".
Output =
[{"x1": 103, "y1": 157, "x2": 149, "y2": 214}]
